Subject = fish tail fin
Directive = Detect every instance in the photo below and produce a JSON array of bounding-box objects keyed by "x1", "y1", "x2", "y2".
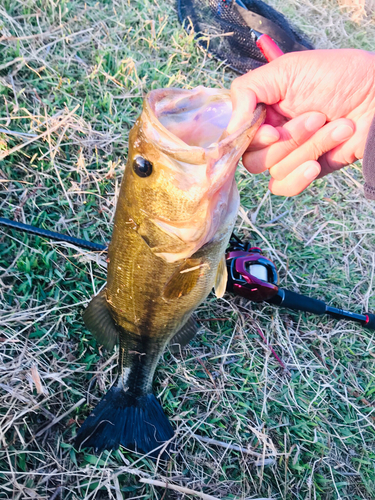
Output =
[{"x1": 74, "y1": 386, "x2": 174, "y2": 458}]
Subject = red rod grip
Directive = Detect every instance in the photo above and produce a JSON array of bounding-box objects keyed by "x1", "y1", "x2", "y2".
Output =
[{"x1": 256, "y1": 34, "x2": 284, "y2": 62}]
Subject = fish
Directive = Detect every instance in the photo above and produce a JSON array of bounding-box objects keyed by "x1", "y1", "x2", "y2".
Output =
[{"x1": 74, "y1": 86, "x2": 265, "y2": 458}]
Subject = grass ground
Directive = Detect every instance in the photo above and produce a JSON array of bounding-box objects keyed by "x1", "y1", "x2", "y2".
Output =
[{"x1": 1, "y1": 0, "x2": 375, "y2": 498}]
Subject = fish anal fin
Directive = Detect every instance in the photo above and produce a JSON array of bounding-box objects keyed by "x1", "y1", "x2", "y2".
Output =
[
  {"x1": 83, "y1": 290, "x2": 119, "y2": 351},
  {"x1": 162, "y1": 258, "x2": 209, "y2": 300},
  {"x1": 214, "y1": 255, "x2": 228, "y2": 298},
  {"x1": 169, "y1": 315, "x2": 200, "y2": 353}
]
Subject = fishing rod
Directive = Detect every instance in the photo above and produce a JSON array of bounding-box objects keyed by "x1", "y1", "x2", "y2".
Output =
[
  {"x1": 0, "y1": 217, "x2": 107, "y2": 252},
  {"x1": 225, "y1": 235, "x2": 375, "y2": 330},
  {"x1": 1, "y1": 216, "x2": 374, "y2": 330}
]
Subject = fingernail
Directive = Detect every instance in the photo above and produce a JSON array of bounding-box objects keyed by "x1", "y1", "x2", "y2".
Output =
[
  {"x1": 303, "y1": 164, "x2": 320, "y2": 181},
  {"x1": 305, "y1": 113, "x2": 326, "y2": 132},
  {"x1": 331, "y1": 124, "x2": 354, "y2": 142}
]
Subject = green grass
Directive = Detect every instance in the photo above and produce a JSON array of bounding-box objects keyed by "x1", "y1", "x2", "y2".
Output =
[{"x1": 1, "y1": 0, "x2": 375, "y2": 499}]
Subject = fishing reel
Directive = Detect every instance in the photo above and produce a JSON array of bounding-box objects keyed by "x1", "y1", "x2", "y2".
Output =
[
  {"x1": 226, "y1": 234, "x2": 375, "y2": 330},
  {"x1": 226, "y1": 234, "x2": 279, "y2": 302}
]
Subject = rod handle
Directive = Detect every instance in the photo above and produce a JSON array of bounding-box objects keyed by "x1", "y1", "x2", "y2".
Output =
[
  {"x1": 256, "y1": 34, "x2": 284, "y2": 61},
  {"x1": 267, "y1": 289, "x2": 327, "y2": 315}
]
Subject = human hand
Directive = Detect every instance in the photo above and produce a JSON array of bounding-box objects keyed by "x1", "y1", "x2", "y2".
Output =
[{"x1": 228, "y1": 49, "x2": 375, "y2": 196}]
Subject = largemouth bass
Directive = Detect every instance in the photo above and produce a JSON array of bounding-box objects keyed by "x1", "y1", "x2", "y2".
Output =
[{"x1": 75, "y1": 87, "x2": 265, "y2": 457}]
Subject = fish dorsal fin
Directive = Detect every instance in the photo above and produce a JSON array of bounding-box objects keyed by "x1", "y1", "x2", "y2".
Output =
[
  {"x1": 83, "y1": 290, "x2": 119, "y2": 351},
  {"x1": 163, "y1": 258, "x2": 209, "y2": 300},
  {"x1": 169, "y1": 315, "x2": 200, "y2": 353},
  {"x1": 214, "y1": 256, "x2": 228, "y2": 298}
]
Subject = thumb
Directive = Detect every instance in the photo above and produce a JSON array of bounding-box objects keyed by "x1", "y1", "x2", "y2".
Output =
[
  {"x1": 227, "y1": 56, "x2": 290, "y2": 135},
  {"x1": 226, "y1": 87, "x2": 257, "y2": 135}
]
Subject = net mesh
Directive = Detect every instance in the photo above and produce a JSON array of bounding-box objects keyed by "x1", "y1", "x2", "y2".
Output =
[{"x1": 177, "y1": 0, "x2": 314, "y2": 73}]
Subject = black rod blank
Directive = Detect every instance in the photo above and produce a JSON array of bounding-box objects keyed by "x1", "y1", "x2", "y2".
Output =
[{"x1": 0, "y1": 217, "x2": 107, "y2": 252}]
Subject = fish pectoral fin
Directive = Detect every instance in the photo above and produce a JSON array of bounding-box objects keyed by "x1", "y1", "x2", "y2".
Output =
[
  {"x1": 162, "y1": 258, "x2": 209, "y2": 300},
  {"x1": 169, "y1": 315, "x2": 201, "y2": 353},
  {"x1": 214, "y1": 256, "x2": 228, "y2": 298},
  {"x1": 83, "y1": 290, "x2": 119, "y2": 351}
]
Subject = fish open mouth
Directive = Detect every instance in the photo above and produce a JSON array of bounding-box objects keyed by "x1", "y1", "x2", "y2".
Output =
[
  {"x1": 155, "y1": 88, "x2": 232, "y2": 148},
  {"x1": 145, "y1": 86, "x2": 233, "y2": 150}
]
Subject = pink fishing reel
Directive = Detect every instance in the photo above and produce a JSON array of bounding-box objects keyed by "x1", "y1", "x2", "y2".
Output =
[{"x1": 226, "y1": 237, "x2": 279, "y2": 302}]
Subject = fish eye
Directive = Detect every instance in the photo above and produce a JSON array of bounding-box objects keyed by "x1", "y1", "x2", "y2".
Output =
[{"x1": 133, "y1": 156, "x2": 153, "y2": 178}]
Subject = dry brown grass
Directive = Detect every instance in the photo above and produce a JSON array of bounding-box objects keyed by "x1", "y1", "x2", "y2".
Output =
[{"x1": 0, "y1": 0, "x2": 375, "y2": 499}]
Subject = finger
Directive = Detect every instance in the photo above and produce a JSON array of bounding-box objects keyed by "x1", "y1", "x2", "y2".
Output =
[
  {"x1": 318, "y1": 111, "x2": 375, "y2": 176},
  {"x1": 243, "y1": 111, "x2": 327, "y2": 174},
  {"x1": 269, "y1": 160, "x2": 321, "y2": 196},
  {"x1": 318, "y1": 143, "x2": 357, "y2": 178},
  {"x1": 269, "y1": 119, "x2": 354, "y2": 180},
  {"x1": 250, "y1": 124, "x2": 280, "y2": 149}
]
